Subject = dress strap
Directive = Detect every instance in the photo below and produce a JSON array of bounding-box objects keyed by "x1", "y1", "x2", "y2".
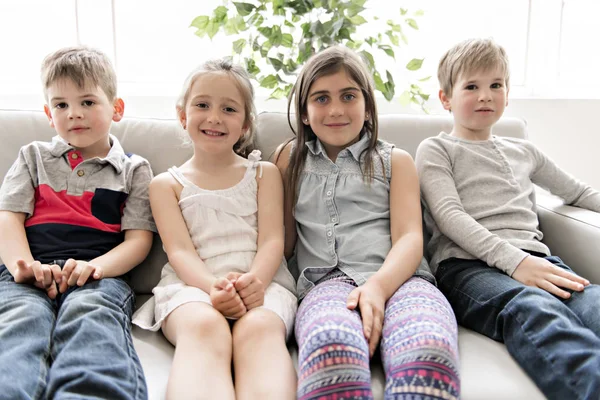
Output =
[
  {"x1": 246, "y1": 149, "x2": 263, "y2": 178},
  {"x1": 167, "y1": 166, "x2": 193, "y2": 187}
]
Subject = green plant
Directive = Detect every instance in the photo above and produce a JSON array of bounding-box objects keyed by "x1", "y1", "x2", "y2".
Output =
[{"x1": 190, "y1": 0, "x2": 430, "y2": 108}]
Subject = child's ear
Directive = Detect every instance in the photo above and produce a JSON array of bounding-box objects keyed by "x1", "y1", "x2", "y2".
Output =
[
  {"x1": 301, "y1": 115, "x2": 309, "y2": 125},
  {"x1": 112, "y1": 98, "x2": 125, "y2": 122},
  {"x1": 439, "y1": 89, "x2": 452, "y2": 112},
  {"x1": 43, "y1": 104, "x2": 55, "y2": 128},
  {"x1": 177, "y1": 106, "x2": 187, "y2": 129}
]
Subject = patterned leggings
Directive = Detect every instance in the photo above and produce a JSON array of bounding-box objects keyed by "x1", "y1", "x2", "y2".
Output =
[{"x1": 295, "y1": 275, "x2": 460, "y2": 400}]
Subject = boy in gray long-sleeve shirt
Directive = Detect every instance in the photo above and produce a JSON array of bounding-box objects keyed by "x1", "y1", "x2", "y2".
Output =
[{"x1": 415, "y1": 38, "x2": 600, "y2": 400}]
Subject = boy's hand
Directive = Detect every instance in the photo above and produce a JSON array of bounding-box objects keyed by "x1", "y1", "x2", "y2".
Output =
[
  {"x1": 14, "y1": 259, "x2": 62, "y2": 299},
  {"x1": 60, "y1": 259, "x2": 104, "y2": 293},
  {"x1": 232, "y1": 272, "x2": 265, "y2": 310},
  {"x1": 210, "y1": 277, "x2": 247, "y2": 318},
  {"x1": 347, "y1": 281, "x2": 386, "y2": 358},
  {"x1": 513, "y1": 255, "x2": 590, "y2": 299}
]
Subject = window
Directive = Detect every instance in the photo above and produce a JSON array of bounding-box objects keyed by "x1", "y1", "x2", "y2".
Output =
[{"x1": 0, "y1": 0, "x2": 598, "y2": 114}]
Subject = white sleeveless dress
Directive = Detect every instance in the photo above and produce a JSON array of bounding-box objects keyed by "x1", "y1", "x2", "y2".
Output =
[{"x1": 132, "y1": 150, "x2": 298, "y2": 337}]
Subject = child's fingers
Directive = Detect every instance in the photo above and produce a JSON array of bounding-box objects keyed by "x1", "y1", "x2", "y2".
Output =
[
  {"x1": 62, "y1": 259, "x2": 77, "y2": 282},
  {"x1": 346, "y1": 288, "x2": 360, "y2": 310},
  {"x1": 359, "y1": 301, "x2": 373, "y2": 341},
  {"x1": 15, "y1": 259, "x2": 29, "y2": 271},
  {"x1": 369, "y1": 314, "x2": 383, "y2": 357},
  {"x1": 77, "y1": 264, "x2": 95, "y2": 286},
  {"x1": 46, "y1": 281, "x2": 58, "y2": 300},
  {"x1": 234, "y1": 273, "x2": 255, "y2": 291},
  {"x1": 30, "y1": 261, "x2": 45, "y2": 283},
  {"x1": 49, "y1": 264, "x2": 62, "y2": 284},
  {"x1": 213, "y1": 277, "x2": 233, "y2": 291},
  {"x1": 225, "y1": 272, "x2": 242, "y2": 284},
  {"x1": 92, "y1": 265, "x2": 103, "y2": 280},
  {"x1": 237, "y1": 282, "x2": 262, "y2": 300},
  {"x1": 222, "y1": 301, "x2": 247, "y2": 318}
]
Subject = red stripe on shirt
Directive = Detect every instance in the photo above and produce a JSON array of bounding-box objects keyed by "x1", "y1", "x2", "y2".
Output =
[{"x1": 25, "y1": 184, "x2": 121, "y2": 233}]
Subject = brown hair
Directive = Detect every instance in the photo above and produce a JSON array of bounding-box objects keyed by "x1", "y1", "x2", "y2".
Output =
[
  {"x1": 176, "y1": 58, "x2": 256, "y2": 158},
  {"x1": 284, "y1": 45, "x2": 379, "y2": 204},
  {"x1": 438, "y1": 38, "x2": 510, "y2": 97},
  {"x1": 41, "y1": 46, "x2": 117, "y2": 101}
]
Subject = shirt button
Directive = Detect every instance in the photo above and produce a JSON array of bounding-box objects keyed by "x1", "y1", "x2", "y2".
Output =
[
  {"x1": 77, "y1": 170, "x2": 85, "y2": 177},
  {"x1": 71, "y1": 153, "x2": 79, "y2": 159},
  {"x1": 332, "y1": 217, "x2": 337, "y2": 222},
  {"x1": 327, "y1": 231, "x2": 332, "y2": 237},
  {"x1": 326, "y1": 190, "x2": 332, "y2": 196}
]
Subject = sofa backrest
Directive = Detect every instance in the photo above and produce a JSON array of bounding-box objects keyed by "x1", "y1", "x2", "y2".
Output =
[{"x1": 0, "y1": 109, "x2": 527, "y2": 294}]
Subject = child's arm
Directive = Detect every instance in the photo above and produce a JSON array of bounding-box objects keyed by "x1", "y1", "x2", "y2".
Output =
[
  {"x1": 272, "y1": 142, "x2": 297, "y2": 260},
  {"x1": 416, "y1": 139, "x2": 588, "y2": 299},
  {"x1": 347, "y1": 148, "x2": 423, "y2": 356},
  {"x1": 147, "y1": 173, "x2": 216, "y2": 292},
  {"x1": 234, "y1": 162, "x2": 286, "y2": 309},
  {"x1": 0, "y1": 211, "x2": 62, "y2": 298},
  {"x1": 528, "y1": 142, "x2": 600, "y2": 211}
]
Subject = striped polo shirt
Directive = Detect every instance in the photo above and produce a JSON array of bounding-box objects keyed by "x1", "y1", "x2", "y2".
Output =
[{"x1": 0, "y1": 134, "x2": 156, "y2": 264}]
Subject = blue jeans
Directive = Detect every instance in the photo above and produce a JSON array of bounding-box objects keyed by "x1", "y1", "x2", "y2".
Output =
[
  {"x1": 436, "y1": 254, "x2": 600, "y2": 400},
  {"x1": 0, "y1": 263, "x2": 147, "y2": 400}
]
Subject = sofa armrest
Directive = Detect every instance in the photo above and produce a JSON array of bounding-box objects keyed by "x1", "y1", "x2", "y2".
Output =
[{"x1": 537, "y1": 190, "x2": 600, "y2": 284}]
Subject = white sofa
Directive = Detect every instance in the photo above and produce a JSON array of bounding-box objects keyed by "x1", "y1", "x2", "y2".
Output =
[{"x1": 2, "y1": 109, "x2": 599, "y2": 400}]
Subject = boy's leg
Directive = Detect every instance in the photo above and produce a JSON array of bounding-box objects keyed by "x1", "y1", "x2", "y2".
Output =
[
  {"x1": 295, "y1": 275, "x2": 373, "y2": 400},
  {"x1": 380, "y1": 277, "x2": 460, "y2": 400},
  {"x1": 46, "y1": 277, "x2": 147, "y2": 400},
  {"x1": 232, "y1": 308, "x2": 296, "y2": 400},
  {"x1": 437, "y1": 258, "x2": 600, "y2": 400},
  {"x1": 545, "y1": 255, "x2": 600, "y2": 337},
  {"x1": 0, "y1": 265, "x2": 55, "y2": 399}
]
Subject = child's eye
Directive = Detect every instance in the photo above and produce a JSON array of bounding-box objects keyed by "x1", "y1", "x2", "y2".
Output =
[
  {"x1": 491, "y1": 83, "x2": 503, "y2": 89},
  {"x1": 196, "y1": 103, "x2": 208, "y2": 109},
  {"x1": 342, "y1": 93, "x2": 356, "y2": 102},
  {"x1": 465, "y1": 84, "x2": 477, "y2": 90},
  {"x1": 82, "y1": 100, "x2": 95, "y2": 106},
  {"x1": 315, "y1": 95, "x2": 328, "y2": 104},
  {"x1": 223, "y1": 106, "x2": 237, "y2": 113},
  {"x1": 55, "y1": 102, "x2": 68, "y2": 109}
]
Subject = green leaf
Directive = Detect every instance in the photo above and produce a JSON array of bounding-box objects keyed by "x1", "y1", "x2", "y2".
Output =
[
  {"x1": 419, "y1": 93, "x2": 430, "y2": 101},
  {"x1": 349, "y1": 15, "x2": 367, "y2": 25},
  {"x1": 246, "y1": 58, "x2": 260, "y2": 76},
  {"x1": 379, "y1": 45, "x2": 395, "y2": 59},
  {"x1": 400, "y1": 8, "x2": 408, "y2": 15},
  {"x1": 385, "y1": 70, "x2": 395, "y2": 86},
  {"x1": 398, "y1": 90, "x2": 411, "y2": 106},
  {"x1": 405, "y1": 18, "x2": 419, "y2": 30},
  {"x1": 406, "y1": 58, "x2": 423, "y2": 71},
  {"x1": 268, "y1": 87, "x2": 288, "y2": 100},
  {"x1": 248, "y1": 13, "x2": 264, "y2": 26},
  {"x1": 258, "y1": 27, "x2": 272, "y2": 38},
  {"x1": 352, "y1": 0, "x2": 367, "y2": 6},
  {"x1": 232, "y1": 38, "x2": 246, "y2": 54},
  {"x1": 269, "y1": 57, "x2": 284, "y2": 71},
  {"x1": 418, "y1": 75, "x2": 432, "y2": 82},
  {"x1": 415, "y1": 10, "x2": 425, "y2": 17},
  {"x1": 359, "y1": 50, "x2": 375, "y2": 70},
  {"x1": 373, "y1": 71, "x2": 385, "y2": 92},
  {"x1": 282, "y1": 33, "x2": 294, "y2": 48},
  {"x1": 207, "y1": 20, "x2": 220, "y2": 39},
  {"x1": 260, "y1": 40, "x2": 272, "y2": 57},
  {"x1": 233, "y1": 2, "x2": 256, "y2": 17},
  {"x1": 213, "y1": 6, "x2": 228, "y2": 23},
  {"x1": 190, "y1": 15, "x2": 209, "y2": 30},
  {"x1": 386, "y1": 32, "x2": 400, "y2": 46},
  {"x1": 270, "y1": 25, "x2": 283, "y2": 47},
  {"x1": 382, "y1": 81, "x2": 394, "y2": 101},
  {"x1": 260, "y1": 74, "x2": 279, "y2": 89},
  {"x1": 224, "y1": 19, "x2": 239, "y2": 35}
]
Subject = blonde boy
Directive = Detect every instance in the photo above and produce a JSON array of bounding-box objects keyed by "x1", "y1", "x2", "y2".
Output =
[
  {"x1": 415, "y1": 38, "x2": 600, "y2": 399},
  {"x1": 0, "y1": 46, "x2": 155, "y2": 398}
]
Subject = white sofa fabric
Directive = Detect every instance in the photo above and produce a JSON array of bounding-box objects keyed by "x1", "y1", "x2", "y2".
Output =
[{"x1": 3, "y1": 109, "x2": 598, "y2": 399}]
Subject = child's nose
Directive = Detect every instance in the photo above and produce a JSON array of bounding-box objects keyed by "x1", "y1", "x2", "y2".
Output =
[
  {"x1": 479, "y1": 88, "x2": 492, "y2": 102},
  {"x1": 328, "y1": 101, "x2": 344, "y2": 117},
  {"x1": 207, "y1": 109, "x2": 221, "y2": 123},
  {"x1": 68, "y1": 105, "x2": 84, "y2": 119}
]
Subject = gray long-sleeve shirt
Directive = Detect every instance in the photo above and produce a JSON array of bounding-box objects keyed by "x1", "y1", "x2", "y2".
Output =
[{"x1": 415, "y1": 132, "x2": 600, "y2": 275}]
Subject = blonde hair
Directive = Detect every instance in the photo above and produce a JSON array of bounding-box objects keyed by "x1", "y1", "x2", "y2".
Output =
[
  {"x1": 284, "y1": 45, "x2": 380, "y2": 204},
  {"x1": 41, "y1": 46, "x2": 117, "y2": 101},
  {"x1": 176, "y1": 58, "x2": 256, "y2": 158},
  {"x1": 438, "y1": 38, "x2": 510, "y2": 97}
]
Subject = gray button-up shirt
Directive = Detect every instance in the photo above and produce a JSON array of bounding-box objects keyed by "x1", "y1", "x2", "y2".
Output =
[{"x1": 294, "y1": 133, "x2": 433, "y2": 299}]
